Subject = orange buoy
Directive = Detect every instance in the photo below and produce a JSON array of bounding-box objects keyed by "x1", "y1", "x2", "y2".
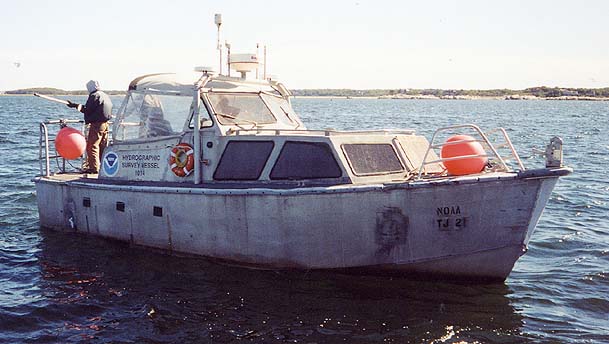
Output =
[
  {"x1": 440, "y1": 135, "x2": 487, "y2": 175},
  {"x1": 55, "y1": 127, "x2": 86, "y2": 160}
]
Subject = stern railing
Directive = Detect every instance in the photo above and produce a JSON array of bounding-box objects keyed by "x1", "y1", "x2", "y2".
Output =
[{"x1": 39, "y1": 119, "x2": 86, "y2": 176}]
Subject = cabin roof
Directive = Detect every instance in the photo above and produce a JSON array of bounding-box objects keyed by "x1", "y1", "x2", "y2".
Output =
[
  {"x1": 128, "y1": 73, "x2": 281, "y2": 95},
  {"x1": 128, "y1": 73, "x2": 199, "y2": 93}
]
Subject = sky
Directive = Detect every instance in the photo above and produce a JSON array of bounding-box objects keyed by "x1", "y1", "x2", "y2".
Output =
[{"x1": 1, "y1": 0, "x2": 609, "y2": 91}]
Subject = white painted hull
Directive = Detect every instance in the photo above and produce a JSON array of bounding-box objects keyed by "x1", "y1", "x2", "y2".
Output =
[{"x1": 34, "y1": 170, "x2": 564, "y2": 281}]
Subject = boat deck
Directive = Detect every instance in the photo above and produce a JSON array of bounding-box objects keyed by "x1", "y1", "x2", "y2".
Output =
[
  {"x1": 37, "y1": 173, "x2": 352, "y2": 189},
  {"x1": 35, "y1": 167, "x2": 571, "y2": 193},
  {"x1": 45, "y1": 173, "x2": 98, "y2": 182}
]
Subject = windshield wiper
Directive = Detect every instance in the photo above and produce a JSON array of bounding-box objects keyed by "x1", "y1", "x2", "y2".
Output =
[
  {"x1": 280, "y1": 105, "x2": 300, "y2": 129},
  {"x1": 216, "y1": 113, "x2": 259, "y2": 129}
]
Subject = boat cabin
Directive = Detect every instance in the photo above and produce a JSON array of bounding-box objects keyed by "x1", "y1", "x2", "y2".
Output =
[{"x1": 101, "y1": 72, "x2": 444, "y2": 186}]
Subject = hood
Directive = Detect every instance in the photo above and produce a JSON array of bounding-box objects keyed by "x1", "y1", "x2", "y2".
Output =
[{"x1": 86, "y1": 80, "x2": 100, "y2": 93}]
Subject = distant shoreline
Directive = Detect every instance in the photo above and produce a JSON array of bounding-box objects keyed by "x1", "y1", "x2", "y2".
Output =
[
  {"x1": 3, "y1": 93, "x2": 609, "y2": 101},
  {"x1": 0, "y1": 93, "x2": 124, "y2": 97},
  {"x1": 3, "y1": 86, "x2": 609, "y2": 102},
  {"x1": 293, "y1": 95, "x2": 609, "y2": 101}
]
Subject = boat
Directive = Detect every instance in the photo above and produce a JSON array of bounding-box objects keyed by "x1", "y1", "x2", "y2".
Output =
[{"x1": 33, "y1": 16, "x2": 571, "y2": 282}]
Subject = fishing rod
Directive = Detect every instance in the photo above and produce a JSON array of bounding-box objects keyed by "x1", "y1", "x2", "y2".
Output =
[{"x1": 33, "y1": 93, "x2": 69, "y2": 105}]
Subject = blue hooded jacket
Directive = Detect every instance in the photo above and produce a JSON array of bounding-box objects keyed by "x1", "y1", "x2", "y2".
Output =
[{"x1": 80, "y1": 80, "x2": 113, "y2": 124}]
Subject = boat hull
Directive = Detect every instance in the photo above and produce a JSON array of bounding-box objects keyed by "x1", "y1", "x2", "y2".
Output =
[{"x1": 34, "y1": 170, "x2": 565, "y2": 281}]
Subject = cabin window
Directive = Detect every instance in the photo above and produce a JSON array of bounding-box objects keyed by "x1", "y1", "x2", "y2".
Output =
[
  {"x1": 208, "y1": 93, "x2": 276, "y2": 125},
  {"x1": 214, "y1": 141, "x2": 275, "y2": 180},
  {"x1": 115, "y1": 93, "x2": 193, "y2": 141},
  {"x1": 270, "y1": 142, "x2": 342, "y2": 180},
  {"x1": 188, "y1": 101, "x2": 214, "y2": 129},
  {"x1": 342, "y1": 144, "x2": 404, "y2": 176},
  {"x1": 260, "y1": 94, "x2": 300, "y2": 126}
]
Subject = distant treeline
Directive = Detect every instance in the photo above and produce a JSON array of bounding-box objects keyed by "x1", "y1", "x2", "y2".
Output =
[
  {"x1": 292, "y1": 86, "x2": 609, "y2": 98},
  {"x1": 4, "y1": 87, "x2": 125, "y2": 95},
  {"x1": 6, "y1": 86, "x2": 609, "y2": 98}
]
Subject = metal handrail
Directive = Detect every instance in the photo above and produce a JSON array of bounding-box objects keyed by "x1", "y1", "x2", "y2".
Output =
[
  {"x1": 38, "y1": 119, "x2": 86, "y2": 176},
  {"x1": 416, "y1": 124, "x2": 524, "y2": 180},
  {"x1": 39, "y1": 123, "x2": 50, "y2": 176},
  {"x1": 485, "y1": 127, "x2": 525, "y2": 171},
  {"x1": 229, "y1": 128, "x2": 416, "y2": 136}
]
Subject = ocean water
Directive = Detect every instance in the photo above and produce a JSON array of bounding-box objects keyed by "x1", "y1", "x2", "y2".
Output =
[{"x1": 0, "y1": 95, "x2": 607, "y2": 343}]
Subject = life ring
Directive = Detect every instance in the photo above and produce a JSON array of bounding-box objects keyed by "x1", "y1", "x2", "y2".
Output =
[{"x1": 169, "y1": 143, "x2": 195, "y2": 177}]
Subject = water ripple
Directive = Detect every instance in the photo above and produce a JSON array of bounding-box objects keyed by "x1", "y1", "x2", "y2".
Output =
[{"x1": 0, "y1": 97, "x2": 608, "y2": 343}]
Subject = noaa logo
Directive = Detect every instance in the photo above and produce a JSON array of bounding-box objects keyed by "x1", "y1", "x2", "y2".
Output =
[{"x1": 103, "y1": 152, "x2": 119, "y2": 177}]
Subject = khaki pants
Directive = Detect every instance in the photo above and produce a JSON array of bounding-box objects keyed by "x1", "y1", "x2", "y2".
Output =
[{"x1": 85, "y1": 122, "x2": 109, "y2": 173}]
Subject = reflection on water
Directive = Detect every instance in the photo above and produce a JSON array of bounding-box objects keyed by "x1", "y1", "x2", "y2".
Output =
[{"x1": 29, "y1": 229, "x2": 525, "y2": 343}]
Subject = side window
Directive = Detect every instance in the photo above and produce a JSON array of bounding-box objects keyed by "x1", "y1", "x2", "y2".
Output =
[
  {"x1": 140, "y1": 94, "x2": 175, "y2": 137},
  {"x1": 214, "y1": 141, "x2": 274, "y2": 180},
  {"x1": 114, "y1": 93, "x2": 192, "y2": 141},
  {"x1": 270, "y1": 141, "x2": 342, "y2": 180},
  {"x1": 189, "y1": 100, "x2": 213, "y2": 129},
  {"x1": 342, "y1": 144, "x2": 404, "y2": 176},
  {"x1": 147, "y1": 95, "x2": 192, "y2": 136},
  {"x1": 261, "y1": 94, "x2": 300, "y2": 126},
  {"x1": 114, "y1": 93, "x2": 144, "y2": 140}
]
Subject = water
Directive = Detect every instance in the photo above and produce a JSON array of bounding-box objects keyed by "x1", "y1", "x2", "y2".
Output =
[{"x1": 1, "y1": 95, "x2": 608, "y2": 343}]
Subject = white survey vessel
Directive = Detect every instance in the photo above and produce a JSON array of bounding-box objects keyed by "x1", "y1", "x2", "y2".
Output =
[{"x1": 33, "y1": 17, "x2": 571, "y2": 281}]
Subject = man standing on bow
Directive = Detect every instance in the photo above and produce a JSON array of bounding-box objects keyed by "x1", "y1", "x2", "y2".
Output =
[{"x1": 66, "y1": 80, "x2": 113, "y2": 174}]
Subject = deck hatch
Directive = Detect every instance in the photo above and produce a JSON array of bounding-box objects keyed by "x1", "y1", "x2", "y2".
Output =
[
  {"x1": 82, "y1": 197, "x2": 91, "y2": 208},
  {"x1": 153, "y1": 206, "x2": 163, "y2": 217},
  {"x1": 270, "y1": 141, "x2": 342, "y2": 180},
  {"x1": 214, "y1": 141, "x2": 274, "y2": 180},
  {"x1": 116, "y1": 202, "x2": 125, "y2": 212},
  {"x1": 342, "y1": 144, "x2": 404, "y2": 176}
]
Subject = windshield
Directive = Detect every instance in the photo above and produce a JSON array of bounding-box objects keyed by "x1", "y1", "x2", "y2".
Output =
[
  {"x1": 261, "y1": 93, "x2": 300, "y2": 126},
  {"x1": 208, "y1": 93, "x2": 276, "y2": 125}
]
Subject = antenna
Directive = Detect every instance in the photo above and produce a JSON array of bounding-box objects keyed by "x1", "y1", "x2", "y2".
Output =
[
  {"x1": 256, "y1": 43, "x2": 259, "y2": 79},
  {"x1": 214, "y1": 13, "x2": 222, "y2": 74},
  {"x1": 226, "y1": 41, "x2": 231, "y2": 77},
  {"x1": 263, "y1": 45, "x2": 267, "y2": 80}
]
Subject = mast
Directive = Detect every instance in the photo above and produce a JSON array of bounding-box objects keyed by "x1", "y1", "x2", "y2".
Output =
[{"x1": 214, "y1": 14, "x2": 223, "y2": 75}]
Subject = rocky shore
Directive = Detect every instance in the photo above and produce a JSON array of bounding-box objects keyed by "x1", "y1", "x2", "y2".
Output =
[{"x1": 377, "y1": 94, "x2": 609, "y2": 101}]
